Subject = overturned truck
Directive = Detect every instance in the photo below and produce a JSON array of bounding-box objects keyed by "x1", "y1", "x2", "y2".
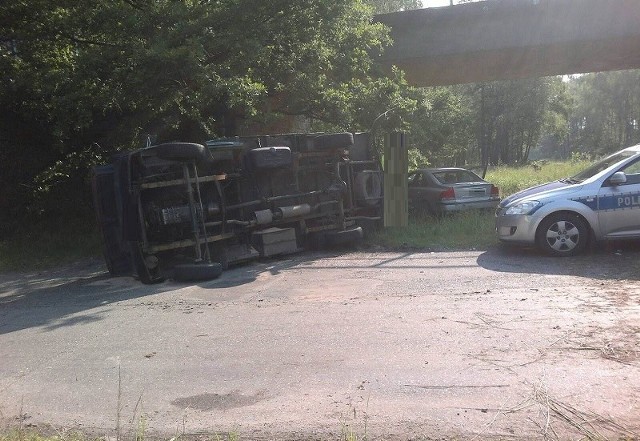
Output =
[{"x1": 92, "y1": 132, "x2": 383, "y2": 283}]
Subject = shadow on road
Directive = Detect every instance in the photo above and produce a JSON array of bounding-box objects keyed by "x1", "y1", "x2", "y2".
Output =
[
  {"x1": 0, "y1": 266, "x2": 172, "y2": 335},
  {"x1": 477, "y1": 240, "x2": 640, "y2": 281},
  {"x1": 0, "y1": 252, "x2": 331, "y2": 335}
]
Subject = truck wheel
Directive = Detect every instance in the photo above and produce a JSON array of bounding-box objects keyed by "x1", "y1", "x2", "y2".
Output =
[
  {"x1": 536, "y1": 213, "x2": 588, "y2": 256},
  {"x1": 312, "y1": 133, "x2": 354, "y2": 151},
  {"x1": 354, "y1": 171, "x2": 382, "y2": 206},
  {"x1": 146, "y1": 143, "x2": 212, "y2": 164},
  {"x1": 173, "y1": 262, "x2": 223, "y2": 282}
]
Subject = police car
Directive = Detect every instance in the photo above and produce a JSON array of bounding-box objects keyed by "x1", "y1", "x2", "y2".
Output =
[{"x1": 496, "y1": 144, "x2": 640, "y2": 256}]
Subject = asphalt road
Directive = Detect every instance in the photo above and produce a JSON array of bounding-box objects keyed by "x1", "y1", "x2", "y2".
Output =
[{"x1": 1, "y1": 246, "x2": 639, "y2": 440}]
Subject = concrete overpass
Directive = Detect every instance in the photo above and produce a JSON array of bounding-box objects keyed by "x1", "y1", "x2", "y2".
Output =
[{"x1": 375, "y1": 0, "x2": 640, "y2": 86}]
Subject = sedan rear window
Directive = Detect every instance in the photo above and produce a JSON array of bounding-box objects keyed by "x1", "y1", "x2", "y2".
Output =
[{"x1": 432, "y1": 170, "x2": 483, "y2": 185}]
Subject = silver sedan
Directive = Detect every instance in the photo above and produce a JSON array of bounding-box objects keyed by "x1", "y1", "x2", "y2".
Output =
[{"x1": 409, "y1": 168, "x2": 500, "y2": 216}]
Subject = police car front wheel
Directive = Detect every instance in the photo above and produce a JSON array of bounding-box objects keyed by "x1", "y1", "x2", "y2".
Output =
[{"x1": 536, "y1": 213, "x2": 589, "y2": 257}]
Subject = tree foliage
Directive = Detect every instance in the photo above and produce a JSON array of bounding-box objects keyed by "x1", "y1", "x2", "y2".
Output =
[
  {"x1": 2, "y1": 0, "x2": 406, "y2": 146},
  {"x1": 568, "y1": 71, "x2": 640, "y2": 156},
  {"x1": 469, "y1": 77, "x2": 566, "y2": 167},
  {"x1": 400, "y1": 77, "x2": 569, "y2": 169},
  {"x1": 405, "y1": 85, "x2": 473, "y2": 167}
]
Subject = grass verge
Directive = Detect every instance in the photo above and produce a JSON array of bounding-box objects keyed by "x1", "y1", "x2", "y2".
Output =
[
  {"x1": 485, "y1": 159, "x2": 590, "y2": 197},
  {"x1": 368, "y1": 211, "x2": 496, "y2": 251}
]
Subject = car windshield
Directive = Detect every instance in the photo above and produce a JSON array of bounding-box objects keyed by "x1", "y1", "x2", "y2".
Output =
[
  {"x1": 432, "y1": 170, "x2": 483, "y2": 185},
  {"x1": 569, "y1": 150, "x2": 638, "y2": 183}
]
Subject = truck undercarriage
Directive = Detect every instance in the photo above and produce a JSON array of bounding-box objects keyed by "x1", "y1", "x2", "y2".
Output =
[{"x1": 92, "y1": 132, "x2": 383, "y2": 283}]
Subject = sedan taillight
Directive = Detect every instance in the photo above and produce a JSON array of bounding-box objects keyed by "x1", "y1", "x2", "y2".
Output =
[
  {"x1": 491, "y1": 185, "x2": 500, "y2": 197},
  {"x1": 439, "y1": 187, "x2": 456, "y2": 201}
]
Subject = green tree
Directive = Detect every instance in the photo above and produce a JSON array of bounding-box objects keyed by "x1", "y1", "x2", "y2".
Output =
[
  {"x1": 404, "y1": 85, "x2": 473, "y2": 167},
  {"x1": 532, "y1": 78, "x2": 573, "y2": 160},
  {"x1": 466, "y1": 77, "x2": 563, "y2": 167},
  {"x1": 567, "y1": 70, "x2": 640, "y2": 156}
]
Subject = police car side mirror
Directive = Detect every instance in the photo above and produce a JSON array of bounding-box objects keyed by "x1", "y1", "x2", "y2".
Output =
[{"x1": 609, "y1": 171, "x2": 627, "y2": 186}]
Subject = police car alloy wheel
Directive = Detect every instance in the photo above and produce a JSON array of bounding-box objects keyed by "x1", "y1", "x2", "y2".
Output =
[{"x1": 536, "y1": 213, "x2": 588, "y2": 257}]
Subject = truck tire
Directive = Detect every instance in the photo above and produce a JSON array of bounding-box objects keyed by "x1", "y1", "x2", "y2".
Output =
[
  {"x1": 173, "y1": 262, "x2": 223, "y2": 282},
  {"x1": 146, "y1": 143, "x2": 212, "y2": 164},
  {"x1": 354, "y1": 171, "x2": 382, "y2": 206},
  {"x1": 248, "y1": 146, "x2": 292, "y2": 169}
]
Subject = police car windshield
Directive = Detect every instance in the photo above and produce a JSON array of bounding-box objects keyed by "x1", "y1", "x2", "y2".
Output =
[{"x1": 571, "y1": 150, "x2": 636, "y2": 182}]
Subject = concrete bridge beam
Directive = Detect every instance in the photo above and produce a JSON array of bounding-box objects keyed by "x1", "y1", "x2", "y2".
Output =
[{"x1": 375, "y1": 0, "x2": 640, "y2": 86}]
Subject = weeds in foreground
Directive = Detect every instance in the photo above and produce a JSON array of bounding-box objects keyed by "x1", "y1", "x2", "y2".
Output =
[
  {"x1": 338, "y1": 395, "x2": 370, "y2": 441},
  {"x1": 339, "y1": 424, "x2": 361, "y2": 441},
  {"x1": 212, "y1": 433, "x2": 239, "y2": 441},
  {"x1": 471, "y1": 374, "x2": 639, "y2": 441}
]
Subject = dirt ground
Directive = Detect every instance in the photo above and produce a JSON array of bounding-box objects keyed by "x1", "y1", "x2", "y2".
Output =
[{"x1": 0, "y1": 245, "x2": 639, "y2": 440}]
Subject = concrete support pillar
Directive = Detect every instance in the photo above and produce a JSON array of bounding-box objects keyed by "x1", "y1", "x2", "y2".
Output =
[{"x1": 383, "y1": 132, "x2": 408, "y2": 227}]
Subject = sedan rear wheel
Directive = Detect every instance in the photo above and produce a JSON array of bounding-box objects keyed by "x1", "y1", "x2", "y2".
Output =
[{"x1": 536, "y1": 213, "x2": 588, "y2": 256}]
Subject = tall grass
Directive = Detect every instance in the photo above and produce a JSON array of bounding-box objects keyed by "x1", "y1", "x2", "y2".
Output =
[
  {"x1": 485, "y1": 159, "x2": 591, "y2": 197},
  {"x1": 370, "y1": 211, "x2": 496, "y2": 250}
]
